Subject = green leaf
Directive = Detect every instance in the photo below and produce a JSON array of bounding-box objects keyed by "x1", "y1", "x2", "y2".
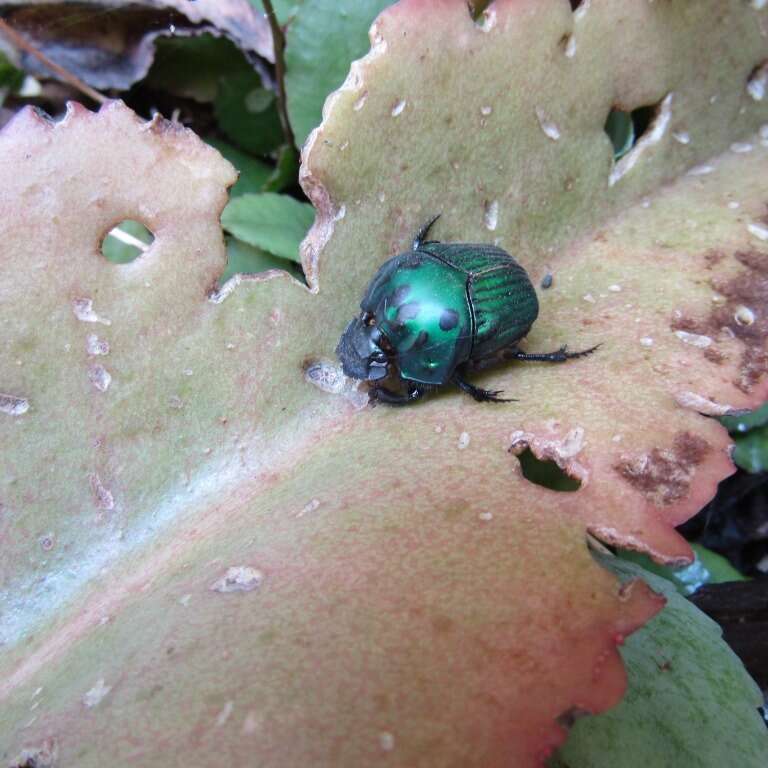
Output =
[
  {"x1": 719, "y1": 401, "x2": 768, "y2": 433},
  {"x1": 551, "y1": 554, "x2": 768, "y2": 768},
  {"x1": 220, "y1": 192, "x2": 314, "y2": 261},
  {"x1": 214, "y1": 71, "x2": 284, "y2": 155},
  {"x1": 719, "y1": 401, "x2": 768, "y2": 473},
  {"x1": 263, "y1": 144, "x2": 299, "y2": 192},
  {"x1": 617, "y1": 544, "x2": 746, "y2": 596},
  {"x1": 731, "y1": 424, "x2": 768, "y2": 473},
  {"x1": 691, "y1": 543, "x2": 749, "y2": 584},
  {"x1": 604, "y1": 109, "x2": 635, "y2": 160},
  {"x1": 0, "y1": 51, "x2": 23, "y2": 107},
  {"x1": 146, "y1": 35, "x2": 252, "y2": 103},
  {"x1": 284, "y1": 0, "x2": 393, "y2": 147},
  {"x1": 206, "y1": 138, "x2": 272, "y2": 197},
  {"x1": 220, "y1": 236, "x2": 303, "y2": 284}
]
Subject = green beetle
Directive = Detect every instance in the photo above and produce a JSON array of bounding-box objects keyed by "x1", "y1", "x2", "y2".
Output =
[{"x1": 336, "y1": 216, "x2": 597, "y2": 405}]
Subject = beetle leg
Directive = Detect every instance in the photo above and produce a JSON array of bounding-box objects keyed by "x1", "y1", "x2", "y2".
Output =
[
  {"x1": 452, "y1": 372, "x2": 515, "y2": 403},
  {"x1": 412, "y1": 213, "x2": 442, "y2": 250},
  {"x1": 510, "y1": 343, "x2": 601, "y2": 363},
  {"x1": 370, "y1": 382, "x2": 426, "y2": 406}
]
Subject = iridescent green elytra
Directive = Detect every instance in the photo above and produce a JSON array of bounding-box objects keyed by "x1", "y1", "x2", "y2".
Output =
[{"x1": 336, "y1": 216, "x2": 597, "y2": 405}]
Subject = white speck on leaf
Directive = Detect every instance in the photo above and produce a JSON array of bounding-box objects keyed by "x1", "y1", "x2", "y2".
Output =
[
  {"x1": 734, "y1": 306, "x2": 756, "y2": 326},
  {"x1": 304, "y1": 361, "x2": 369, "y2": 409},
  {"x1": 353, "y1": 91, "x2": 368, "y2": 111},
  {"x1": 86, "y1": 334, "x2": 110, "y2": 356},
  {"x1": 608, "y1": 284, "x2": 622, "y2": 292},
  {"x1": 747, "y1": 62, "x2": 767, "y2": 101},
  {"x1": 0, "y1": 393, "x2": 29, "y2": 415},
  {"x1": 179, "y1": 593, "x2": 192, "y2": 606},
  {"x1": 216, "y1": 700, "x2": 234, "y2": 727},
  {"x1": 88, "y1": 364, "x2": 112, "y2": 392},
  {"x1": 458, "y1": 432, "x2": 471, "y2": 450},
  {"x1": 480, "y1": 105, "x2": 492, "y2": 116},
  {"x1": 674, "y1": 330, "x2": 712, "y2": 348},
  {"x1": 89, "y1": 473, "x2": 115, "y2": 510},
  {"x1": 9, "y1": 739, "x2": 58, "y2": 768},
  {"x1": 379, "y1": 731, "x2": 395, "y2": 752},
  {"x1": 564, "y1": 35, "x2": 577, "y2": 58},
  {"x1": 672, "y1": 131, "x2": 690, "y2": 144},
  {"x1": 747, "y1": 222, "x2": 768, "y2": 241},
  {"x1": 583, "y1": 293, "x2": 596, "y2": 304},
  {"x1": 391, "y1": 99, "x2": 406, "y2": 117},
  {"x1": 297, "y1": 498, "x2": 321, "y2": 517},
  {"x1": 535, "y1": 107, "x2": 560, "y2": 140},
  {"x1": 573, "y1": 0, "x2": 590, "y2": 21},
  {"x1": 640, "y1": 337, "x2": 654, "y2": 347},
  {"x1": 483, "y1": 199, "x2": 499, "y2": 231},
  {"x1": 727, "y1": 201, "x2": 740, "y2": 210},
  {"x1": 675, "y1": 392, "x2": 737, "y2": 416},
  {"x1": 83, "y1": 679, "x2": 111, "y2": 708},
  {"x1": 478, "y1": 511, "x2": 493, "y2": 521},
  {"x1": 210, "y1": 566, "x2": 264, "y2": 594},
  {"x1": 559, "y1": 427, "x2": 585, "y2": 459},
  {"x1": 242, "y1": 710, "x2": 263, "y2": 734},
  {"x1": 687, "y1": 163, "x2": 714, "y2": 176},
  {"x1": 72, "y1": 297, "x2": 111, "y2": 325},
  {"x1": 730, "y1": 142, "x2": 753, "y2": 153}
]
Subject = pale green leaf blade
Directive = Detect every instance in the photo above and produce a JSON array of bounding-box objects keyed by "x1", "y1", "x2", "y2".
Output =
[{"x1": 221, "y1": 192, "x2": 314, "y2": 261}]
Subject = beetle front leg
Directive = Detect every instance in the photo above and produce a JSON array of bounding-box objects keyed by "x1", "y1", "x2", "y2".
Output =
[
  {"x1": 452, "y1": 370, "x2": 515, "y2": 403},
  {"x1": 370, "y1": 382, "x2": 426, "y2": 406},
  {"x1": 510, "y1": 343, "x2": 600, "y2": 363}
]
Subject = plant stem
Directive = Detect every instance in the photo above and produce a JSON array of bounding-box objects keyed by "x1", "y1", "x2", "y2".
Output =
[
  {"x1": 0, "y1": 18, "x2": 106, "y2": 105},
  {"x1": 261, "y1": 0, "x2": 297, "y2": 152}
]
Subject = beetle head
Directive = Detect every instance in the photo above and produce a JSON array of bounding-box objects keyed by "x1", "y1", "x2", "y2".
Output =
[{"x1": 336, "y1": 316, "x2": 389, "y2": 381}]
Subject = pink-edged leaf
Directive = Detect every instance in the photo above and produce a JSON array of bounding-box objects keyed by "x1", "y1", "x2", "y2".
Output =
[{"x1": 1, "y1": 1, "x2": 767, "y2": 765}]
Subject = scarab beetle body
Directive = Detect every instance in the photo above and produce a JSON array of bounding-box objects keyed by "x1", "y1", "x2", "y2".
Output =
[{"x1": 336, "y1": 216, "x2": 596, "y2": 404}]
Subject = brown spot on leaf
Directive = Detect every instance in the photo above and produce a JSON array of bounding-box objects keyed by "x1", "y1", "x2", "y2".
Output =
[
  {"x1": 431, "y1": 614, "x2": 455, "y2": 634},
  {"x1": 703, "y1": 347, "x2": 725, "y2": 365},
  {"x1": 710, "y1": 250, "x2": 768, "y2": 391},
  {"x1": 671, "y1": 249, "x2": 767, "y2": 390},
  {"x1": 613, "y1": 431, "x2": 710, "y2": 506},
  {"x1": 704, "y1": 249, "x2": 725, "y2": 269},
  {"x1": 671, "y1": 431, "x2": 710, "y2": 465}
]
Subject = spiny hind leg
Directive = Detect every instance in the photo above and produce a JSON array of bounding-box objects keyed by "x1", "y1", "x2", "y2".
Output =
[{"x1": 510, "y1": 344, "x2": 600, "y2": 363}]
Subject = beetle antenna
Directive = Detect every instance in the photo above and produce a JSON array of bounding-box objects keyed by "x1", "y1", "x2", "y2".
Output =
[{"x1": 412, "y1": 213, "x2": 442, "y2": 250}]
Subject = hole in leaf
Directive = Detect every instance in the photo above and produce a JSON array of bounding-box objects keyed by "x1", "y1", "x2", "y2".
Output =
[
  {"x1": 604, "y1": 104, "x2": 656, "y2": 161},
  {"x1": 101, "y1": 220, "x2": 154, "y2": 264},
  {"x1": 569, "y1": 0, "x2": 585, "y2": 10},
  {"x1": 467, "y1": 0, "x2": 492, "y2": 21},
  {"x1": 515, "y1": 448, "x2": 582, "y2": 492},
  {"x1": 218, "y1": 236, "x2": 305, "y2": 286}
]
